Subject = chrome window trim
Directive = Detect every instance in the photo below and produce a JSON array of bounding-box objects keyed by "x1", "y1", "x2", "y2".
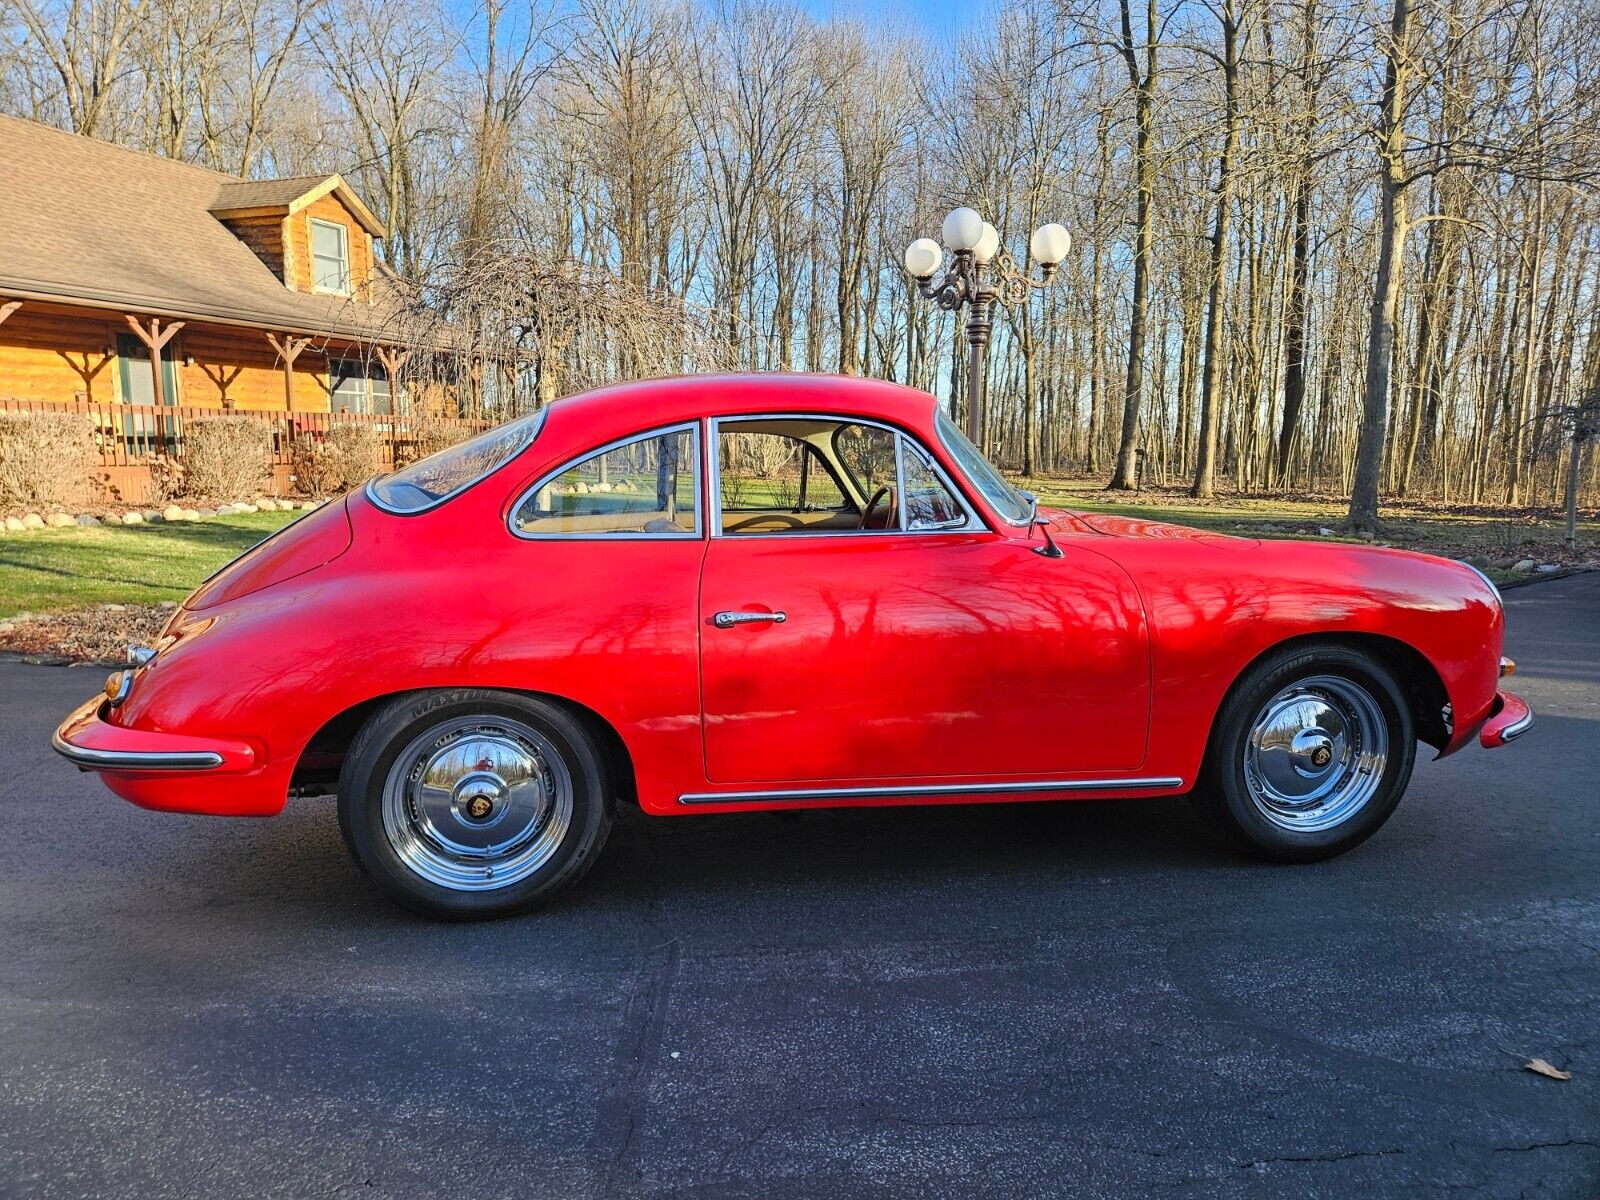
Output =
[
  {"x1": 678, "y1": 776, "x2": 1185, "y2": 805},
  {"x1": 934, "y1": 403, "x2": 1031, "y2": 526},
  {"x1": 507, "y1": 421, "x2": 703, "y2": 541},
  {"x1": 51, "y1": 730, "x2": 223, "y2": 772},
  {"x1": 368, "y1": 409, "x2": 547, "y2": 517},
  {"x1": 707, "y1": 412, "x2": 984, "y2": 539}
]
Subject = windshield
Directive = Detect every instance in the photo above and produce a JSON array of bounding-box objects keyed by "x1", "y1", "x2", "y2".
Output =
[
  {"x1": 935, "y1": 408, "x2": 1030, "y2": 524},
  {"x1": 368, "y1": 410, "x2": 547, "y2": 514}
]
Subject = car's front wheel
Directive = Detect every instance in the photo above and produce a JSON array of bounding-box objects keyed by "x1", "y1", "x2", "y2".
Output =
[
  {"x1": 338, "y1": 689, "x2": 612, "y2": 919},
  {"x1": 1191, "y1": 644, "x2": 1415, "y2": 861}
]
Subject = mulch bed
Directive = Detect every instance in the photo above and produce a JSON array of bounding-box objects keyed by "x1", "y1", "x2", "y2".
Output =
[{"x1": 0, "y1": 603, "x2": 175, "y2": 666}]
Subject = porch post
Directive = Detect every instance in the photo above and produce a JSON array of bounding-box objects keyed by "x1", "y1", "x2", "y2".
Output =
[
  {"x1": 0, "y1": 299, "x2": 20, "y2": 326},
  {"x1": 124, "y1": 314, "x2": 185, "y2": 408},
  {"x1": 373, "y1": 345, "x2": 410, "y2": 411},
  {"x1": 265, "y1": 332, "x2": 312, "y2": 411}
]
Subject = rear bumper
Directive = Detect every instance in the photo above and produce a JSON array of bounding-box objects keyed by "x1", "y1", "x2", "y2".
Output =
[
  {"x1": 53, "y1": 696, "x2": 255, "y2": 773},
  {"x1": 1478, "y1": 690, "x2": 1533, "y2": 749},
  {"x1": 53, "y1": 696, "x2": 285, "y2": 816}
]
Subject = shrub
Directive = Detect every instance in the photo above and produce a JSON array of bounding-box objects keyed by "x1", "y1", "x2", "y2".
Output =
[
  {"x1": 291, "y1": 424, "x2": 385, "y2": 496},
  {"x1": 183, "y1": 416, "x2": 271, "y2": 499},
  {"x1": 145, "y1": 453, "x2": 185, "y2": 503},
  {"x1": 0, "y1": 410, "x2": 93, "y2": 507}
]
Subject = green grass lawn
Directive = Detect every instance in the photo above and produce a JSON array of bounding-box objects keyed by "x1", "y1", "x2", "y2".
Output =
[
  {"x1": 1020, "y1": 477, "x2": 1599, "y2": 573},
  {"x1": 0, "y1": 511, "x2": 298, "y2": 618},
  {"x1": 1, "y1": 480, "x2": 1593, "y2": 620}
]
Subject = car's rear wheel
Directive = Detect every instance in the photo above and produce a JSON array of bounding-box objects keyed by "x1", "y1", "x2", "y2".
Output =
[
  {"x1": 1191, "y1": 644, "x2": 1415, "y2": 861},
  {"x1": 338, "y1": 690, "x2": 612, "y2": 919}
]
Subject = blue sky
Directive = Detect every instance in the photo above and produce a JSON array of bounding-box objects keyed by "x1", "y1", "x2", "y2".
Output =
[{"x1": 795, "y1": 0, "x2": 983, "y2": 39}]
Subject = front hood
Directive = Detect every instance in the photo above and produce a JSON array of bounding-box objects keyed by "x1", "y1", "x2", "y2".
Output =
[
  {"x1": 1047, "y1": 507, "x2": 1257, "y2": 546},
  {"x1": 184, "y1": 497, "x2": 354, "y2": 611}
]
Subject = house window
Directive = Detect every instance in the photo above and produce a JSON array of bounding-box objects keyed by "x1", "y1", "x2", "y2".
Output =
[
  {"x1": 311, "y1": 218, "x2": 350, "y2": 294},
  {"x1": 330, "y1": 358, "x2": 392, "y2": 415}
]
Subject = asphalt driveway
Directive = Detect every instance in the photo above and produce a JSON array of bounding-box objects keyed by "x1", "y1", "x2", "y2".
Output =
[{"x1": 2, "y1": 573, "x2": 1597, "y2": 1199}]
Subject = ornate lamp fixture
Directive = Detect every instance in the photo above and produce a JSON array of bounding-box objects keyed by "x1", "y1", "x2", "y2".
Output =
[{"x1": 903, "y1": 208, "x2": 1070, "y2": 446}]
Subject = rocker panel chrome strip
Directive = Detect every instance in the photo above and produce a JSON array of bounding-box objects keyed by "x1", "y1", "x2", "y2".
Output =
[{"x1": 678, "y1": 777, "x2": 1185, "y2": 805}]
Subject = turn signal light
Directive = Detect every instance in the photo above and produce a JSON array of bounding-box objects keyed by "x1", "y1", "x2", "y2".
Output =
[
  {"x1": 1499, "y1": 657, "x2": 1516, "y2": 678},
  {"x1": 104, "y1": 669, "x2": 133, "y2": 707}
]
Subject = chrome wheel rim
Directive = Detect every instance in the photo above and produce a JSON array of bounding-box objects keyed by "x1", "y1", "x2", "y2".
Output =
[
  {"x1": 1243, "y1": 675, "x2": 1389, "y2": 833},
  {"x1": 380, "y1": 715, "x2": 572, "y2": 891}
]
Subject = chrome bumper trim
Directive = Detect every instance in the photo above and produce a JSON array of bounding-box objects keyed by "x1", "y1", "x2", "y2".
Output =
[
  {"x1": 678, "y1": 776, "x2": 1185, "y2": 805},
  {"x1": 1499, "y1": 710, "x2": 1534, "y2": 744},
  {"x1": 51, "y1": 730, "x2": 224, "y2": 772}
]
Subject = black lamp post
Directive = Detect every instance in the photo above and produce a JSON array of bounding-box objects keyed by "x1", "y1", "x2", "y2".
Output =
[{"x1": 903, "y1": 208, "x2": 1070, "y2": 447}]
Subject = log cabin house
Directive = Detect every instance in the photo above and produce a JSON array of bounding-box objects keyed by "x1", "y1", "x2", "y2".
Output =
[{"x1": 0, "y1": 115, "x2": 439, "y2": 500}]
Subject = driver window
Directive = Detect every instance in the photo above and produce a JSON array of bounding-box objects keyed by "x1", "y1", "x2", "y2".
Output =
[
  {"x1": 514, "y1": 426, "x2": 699, "y2": 536},
  {"x1": 716, "y1": 419, "x2": 897, "y2": 535},
  {"x1": 720, "y1": 433, "x2": 846, "y2": 513}
]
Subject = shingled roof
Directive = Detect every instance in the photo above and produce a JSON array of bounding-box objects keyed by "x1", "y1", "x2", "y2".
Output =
[{"x1": 0, "y1": 115, "x2": 401, "y2": 341}]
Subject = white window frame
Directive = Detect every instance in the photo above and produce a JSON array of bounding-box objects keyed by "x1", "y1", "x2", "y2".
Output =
[
  {"x1": 508, "y1": 422, "x2": 704, "y2": 541},
  {"x1": 310, "y1": 218, "x2": 351, "y2": 295}
]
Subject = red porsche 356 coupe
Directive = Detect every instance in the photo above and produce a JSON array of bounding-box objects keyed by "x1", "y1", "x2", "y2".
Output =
[{"x1": 55, "y1": 374, "x2": 1531, "y2": 918}]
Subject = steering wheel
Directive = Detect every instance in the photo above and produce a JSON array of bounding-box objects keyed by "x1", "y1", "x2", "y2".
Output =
[{"x1": 858, "y1": 484, "x2": 896, "y2": 530}]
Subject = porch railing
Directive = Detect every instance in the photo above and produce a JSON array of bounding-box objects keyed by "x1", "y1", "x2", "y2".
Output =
[{"x1": 0, "y1": 399, "x2": 494, "y2": 471}]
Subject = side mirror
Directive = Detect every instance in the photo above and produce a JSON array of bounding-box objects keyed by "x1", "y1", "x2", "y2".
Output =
[{"x1": 1020, "y1": 490, "x2": 1063, "y2": 559}]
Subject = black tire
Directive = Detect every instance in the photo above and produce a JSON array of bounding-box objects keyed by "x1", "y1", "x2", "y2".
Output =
[
  {"x1": 338, "y1": 689, "x2": 613, "y2": 919},
  {"x1": 1190, "y1": 643, "x2": 1415, "y2": 862}
]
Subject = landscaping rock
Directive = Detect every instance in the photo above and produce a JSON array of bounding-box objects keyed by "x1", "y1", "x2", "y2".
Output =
[
  {"x1": 141, "y1": 509, "x2": 161, "y2": 522},
  {"x1": 1536, "y1": 564, "x2": 1561, "y2": 573},
  {"x1": 3, "y1": 516, "x2": 25, "y2": 532},
  {"x1": 1318, "y1": 527, "x2": 1336, "y2": 537},
  {"x1": 236, "y1": 502, "x2": 259, "y2": 513},
  {"x1": 162, "y1": 505, "x2": 185, "y2": 521},
  {"x1": 46, "y1": 512, "x2": 75, "y2": 528},
  {"x1": 22, "y1": 513, "x2": 45, "y2": 529},
  {"x1": 1512, "y1": 558, "x2": 1536, "y2": 572},
  {"x1": 75, "y1": 514, "x2": 100, "y2": 526},
  {"x1": 196, "y1": 507, "x2": 217, "y2": 517},
  {"x1": 1467, "y1": 554, "x2": 1491, "y2": 568},
  {"x1": 121, "y1": 511, "x2": 143, "y2": 525},
  {"x1": 182, "y1": 508, "x2": 201, "y2": 520}
]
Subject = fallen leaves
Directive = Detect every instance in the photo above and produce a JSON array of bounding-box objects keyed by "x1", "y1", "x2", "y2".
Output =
[{"x1": 0, "y1": 602, "x2": 173, "y2": 664}]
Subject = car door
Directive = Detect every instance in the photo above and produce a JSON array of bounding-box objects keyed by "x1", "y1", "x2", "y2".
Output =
[{"x1": 697, "y1": 417, "x2": 1150, "y2": 787}]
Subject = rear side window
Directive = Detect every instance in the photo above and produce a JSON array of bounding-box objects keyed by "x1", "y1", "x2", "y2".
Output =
[
  {"x1": 512, "y1": 425, "x2": 700, "y2": 537},
  {"x1": 368, "y1": 411, "x2": 546, "y2": 514}
]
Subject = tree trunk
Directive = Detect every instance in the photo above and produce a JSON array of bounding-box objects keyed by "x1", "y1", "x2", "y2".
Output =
[
  {"x1": 1190, "y1": 1, "x2": 1241, "y2": 499},
  {"x1": 1347, "y1": 0, "x2": 1412, "y2": 535},
  {"x1": 1110, "y1": 0, "x2": 1158, "y2": 491}
]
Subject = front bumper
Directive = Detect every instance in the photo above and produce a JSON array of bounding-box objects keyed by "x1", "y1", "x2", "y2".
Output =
[
  {"x1": 1478, "y1": 689, "x2": 1533, "y2": 749},
  {"x1": 53, "y1": 696, "x2": 256, "y2": 773}
]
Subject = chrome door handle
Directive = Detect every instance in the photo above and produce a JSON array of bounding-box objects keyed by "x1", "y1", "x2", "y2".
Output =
[{"x1": 713, "y1": 610, "x2": 787, "y2": 629}]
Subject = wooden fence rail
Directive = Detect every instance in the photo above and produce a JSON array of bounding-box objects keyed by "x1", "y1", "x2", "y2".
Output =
[{"x1": 0, "y1": 400, "x2": 495, "y2": 504}]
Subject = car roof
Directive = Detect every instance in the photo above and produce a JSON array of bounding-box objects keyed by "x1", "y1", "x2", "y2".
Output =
[{"x1": 539, "y1": 373, "x2": 942, "y2": 447}]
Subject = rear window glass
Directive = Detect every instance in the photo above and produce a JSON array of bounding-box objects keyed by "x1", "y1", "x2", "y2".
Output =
[{"x1": 368, "y1": 411, "x2": 546, "y2": 513}]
